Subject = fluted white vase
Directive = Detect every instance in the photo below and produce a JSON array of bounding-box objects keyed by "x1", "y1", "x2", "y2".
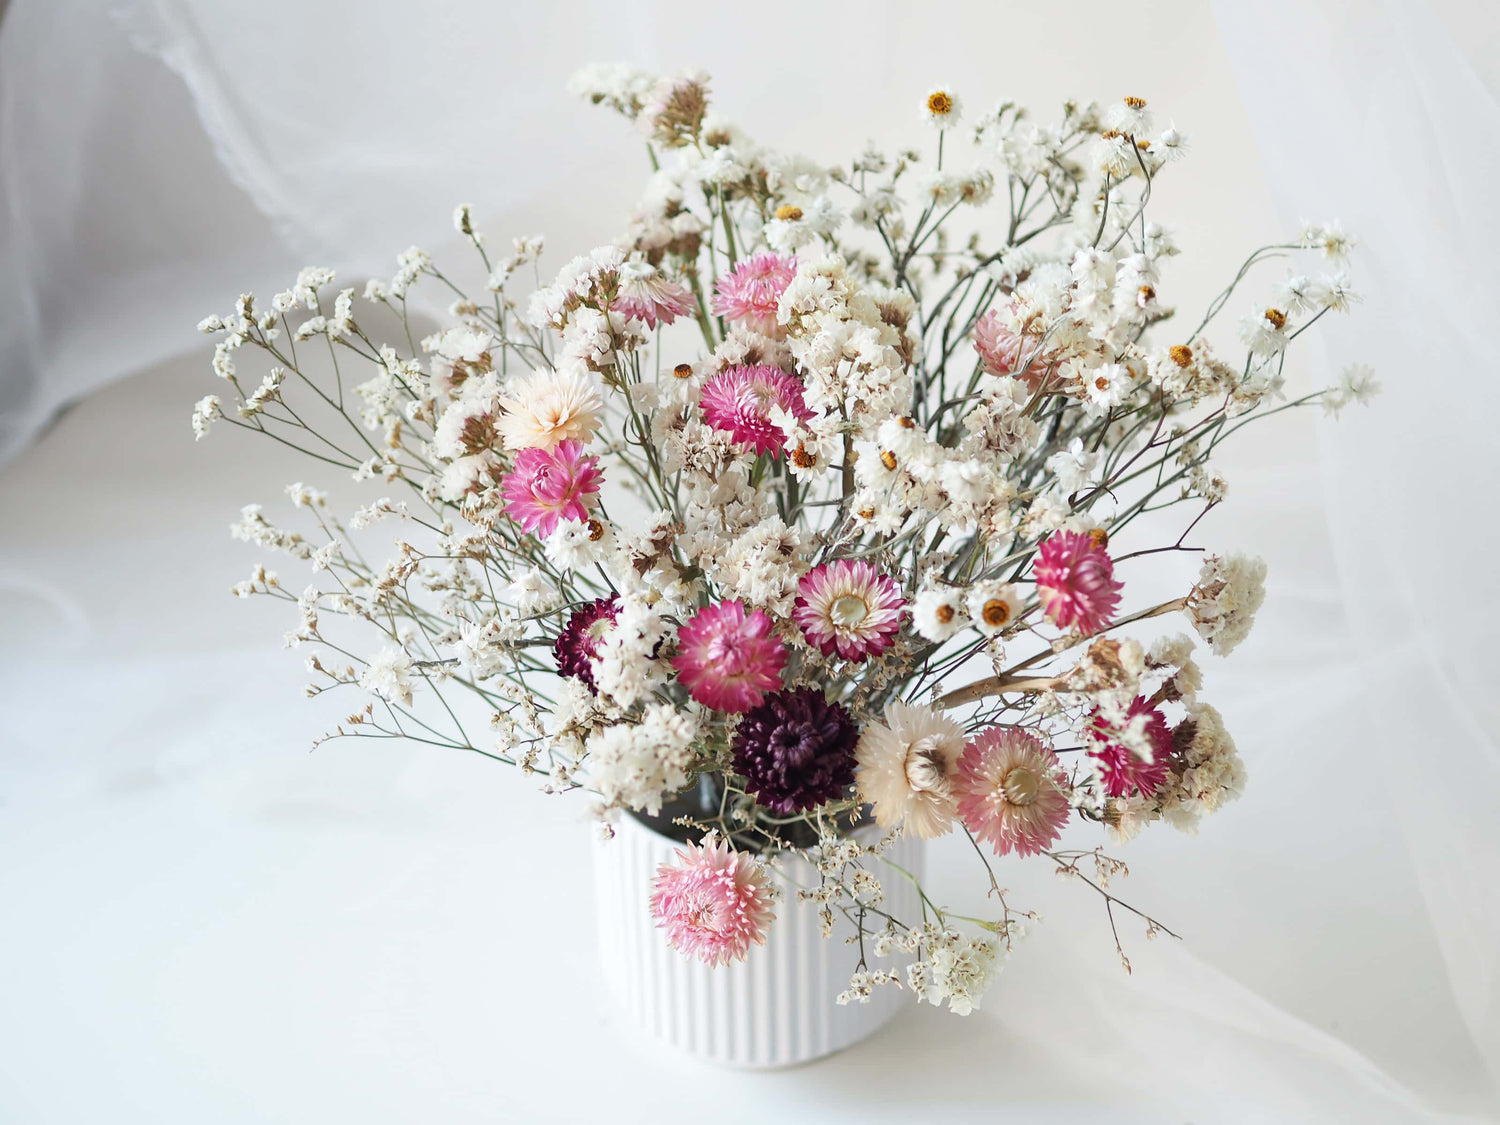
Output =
[{"x1": 593, "y1": 812, "x2": 924, "y2": 1068}]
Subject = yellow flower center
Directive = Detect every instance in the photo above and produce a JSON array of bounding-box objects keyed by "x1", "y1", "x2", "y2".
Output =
[
  {"x1": 774, "y1": 204, "x2": 803, "y2": 222},
  {"x1": 1169, "y1": 344, "x2": 1194, "y2": 367},
  {"x1": 1002, "y1": 766, "x2": 1040, "y2": 806},
  {"x1": 673, "y1": 362, "x2": 694, "y2": 379},
  {"x1": 830, "y1": 594, "x2": 870, "y2": 629},
  {"x1": 927, "y1": 91, "x2": 954, "y2": 116},
  {"x1": 1264, "y1": 308, "x2": 1287, "y2": 330},
  {"x1": 935, "y1": 603, "x2": 955, "y2": 624},
  {"x1": 879, "y1": 450, "x2": 899, "y2": 472}
]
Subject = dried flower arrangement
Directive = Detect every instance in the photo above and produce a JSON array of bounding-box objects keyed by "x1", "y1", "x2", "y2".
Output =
[{"x1": 194, "y1": 67, "x2": 1374, "y2": 1015}]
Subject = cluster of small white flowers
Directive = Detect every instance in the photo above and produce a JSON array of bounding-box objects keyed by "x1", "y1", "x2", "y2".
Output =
[
  {"x1": 585, "y1": 703, "x2": 699, "y2": 815},
  {"x1": 908, "y1": 928, "x2": 1004, "y2": 1016},
  {"x1": 1187, "y1": 553, "x2": 1268, "y2": 656}
]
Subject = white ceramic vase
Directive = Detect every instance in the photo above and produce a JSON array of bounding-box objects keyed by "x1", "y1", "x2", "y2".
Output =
[{"x1": 592, "y1": 811, "x2": 925, "y2": 1068}]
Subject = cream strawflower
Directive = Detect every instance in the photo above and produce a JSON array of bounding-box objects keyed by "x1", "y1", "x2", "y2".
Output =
[
  {"x1": 496, "y1": 366, "x2": 604, "y2": 450},
  {"x1": 855, "y1": 702, "x2": 966, "y2": 838}
]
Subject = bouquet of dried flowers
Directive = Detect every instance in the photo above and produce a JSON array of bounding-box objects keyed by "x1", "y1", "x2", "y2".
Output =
[{"x1": 193, "y1": 66, "x2": 1374, "y2": 1015}]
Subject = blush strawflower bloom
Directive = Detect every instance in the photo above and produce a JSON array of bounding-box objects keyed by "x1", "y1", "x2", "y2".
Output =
[
  {"x1": 854, "y1": 701, "x2": 967, "y2": 839},
  {"x1": 553, "y1": 595, "x2": 620, "y2": 689},
  {"x1": 794, "y1": 560, "x2": 904, "y2": 661},
  {"x1": 1033, "y1": 530, "x2": 1123, "y2": 634},
  {"x1": 955, "y1": 727, "x2": 1071, "y2": 857},
  {"x1": 614, "y1": 260, "x2": 698, "y2": 329},
  {"x1": 731, "y1": 688, "x2": 859, "y2": 814},
  {"x1": 1087, "y1": 696, "x2": 1172, "y2": 798},
  {"x1": 649, "y1": 835, "x2": 777, "y2": 967},
  {"x1": 501, "y1": 439, "x2": 603, "y2": 536},
  {"x1": 671, "y1": 600, "x2": 787, "y2": 712},
  {"x1": 699, "y1": 364, "x2": 812, "y2": 457},
  {"x1": 496, "y1": 366, "x2": 603, "y2": 450},
  {"x1": 712, "y1": 252, "x2": 798, "y2": 337},
  {"x1": 973, "y1": 306, "x2": 1050, "y2": 390}
]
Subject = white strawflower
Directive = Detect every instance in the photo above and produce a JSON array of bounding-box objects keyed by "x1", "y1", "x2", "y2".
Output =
[
  {"x1": 1186, "y1": 553, "x2": 1267, "y2": 656},
  {"x1": 496, "y1": 366, "x2": 604, "y2": 450},
  {"x1": 966, "y1": 580, "x2": 1024, "y2": 636},
  {"x1": 922, "y1": 86, "x2": 963, "y2": 130},
  {"x1": 913, "y1": 586, "x2": 969, "y2": 642},
  {"x1": 1238, "y1": 308, "x2": 1289, "y2": 358},
  {"x1": 359, "y1": 648, "x2": 414, "y2": 706},
  {"x1": 855, "y1": 702, "x2": 966, "y2": 839}
]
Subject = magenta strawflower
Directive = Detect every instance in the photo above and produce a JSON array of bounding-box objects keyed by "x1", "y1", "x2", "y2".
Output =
[
  {"x1": 615, "y1": 261, "x2": 697, "y2": 329},
  {"x1": 699, "y1": 364, "x2": 812, "y2": 457},
  {"x1": 1033, "y1": 530, "x2": 1122, "y2": 634},
  {"x1": 712, "y1": 252, "x2": 798, "y2": 337},
  {"x1": 1087, "y1": 696, "x2": 1172, "y2": 798},
  {"x1": 649, "y1": 835, "x2": 777, "y2": 966},
  {"x1": 974, "y1": 305, "x2": 1050, "y2": 390},
  {"x1": 794, "y1": 560, "x2": 904, "y2": 661},
  {"x1": 671, "y1": 600, "x2": 787, "y2": 712},
  {"x1": 955, "y1": 727, "x2": 1071, "y2": 857},
  {"x1": 553, "y1": 595, "x2": 620, "y2": 689},
  {"x1": 500, "y1": 439, "x2": 603, "y2": 536}
]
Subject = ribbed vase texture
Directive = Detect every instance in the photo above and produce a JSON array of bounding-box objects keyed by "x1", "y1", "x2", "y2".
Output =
[{"x1": 593, "y1": 812, "x2": 925, "y2": 1068}]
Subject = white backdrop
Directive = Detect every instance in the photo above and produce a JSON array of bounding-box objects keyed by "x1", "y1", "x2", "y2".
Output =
[{"x1": 1, "y1": 1, "x2": 1496, "y2": 1121}]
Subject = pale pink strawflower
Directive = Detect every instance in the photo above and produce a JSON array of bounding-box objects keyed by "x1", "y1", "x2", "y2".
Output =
[
  {"x1": 1033, "y1": 530, "x2": 1122, "y2": 634},
  {"x1": 854, "y1": 701, "x2": 966, "y2": 839},
  {"x1": 496, "y1": 366, "x2": 603, "y2": 450},
  {"x1": 614, "y1": 260, "x2": 697, "y2": 329},
  {"x1": 500, "y1": 439, "x2": 603, "y2": 536},
  {"x1": 973, "y1": 306, "x2": 1050, "y2": 390},
  {"x1": 700, "y1": 364, "x2": 812, "y2": 457},
  {"x1": 1087, "y1": 696, "x2": 1171, "y2": 798},
  {"x1": 671, "y1": 600, "x2": 787, "y2": 712},
  {"x1": 795, "y1": 560, "x2": 904, "y2": 661},
  {"x1": 956, "y1": 727, "x2": 1070, "y2": 857},
  {"x1": 712, "y1": 252, "x2": 798, "y2": 337},
  {"x1": 649, "y1": 835, "x2": 777, "y2": 966}
]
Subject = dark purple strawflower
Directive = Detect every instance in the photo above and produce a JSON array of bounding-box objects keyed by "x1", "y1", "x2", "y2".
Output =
[
  {"x1": 553, "y1": 596, "x2": 620, "y2": 689},
  {"x1": 732, "y1": 688, "x2": 859, "y2": 814}
]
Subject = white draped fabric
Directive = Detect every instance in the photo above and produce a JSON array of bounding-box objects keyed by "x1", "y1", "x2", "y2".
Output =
[{"x1": 1, "y1": 1, "x2": 1496, "y2": 1120}]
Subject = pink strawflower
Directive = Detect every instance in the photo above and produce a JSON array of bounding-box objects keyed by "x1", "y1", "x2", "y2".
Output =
[
  {"x1": 699, "y1": 364, "x2": 812, "y2": 457},
  {"x1": 955, "y1": 727, "x2": 1071, "y2": 857},
  {"x1": 615, "y1": 261, "x2": 697, "y2": 329},
  {"x1": 1087, "y1": 696, "x2": 1172, "y2": 798},
  {"x1": 500, "y1": 439, "x2": 602, "y2": 536},
  {"x1": 712, "y1": 252, "x2": 798, "y2": 337},
  {"x1": 671, "y1": 600, "x2": 786, "y2": 712},
  {"x1": 1033, "y1": 530, "x2": 1123, "y2": 634},
  {"x1": 974, "y1": 306, "x2": 1050, "y2": 390},
  {"x1": 649, "y1": 835, "x2": 777, "y2": 967},
  {"x1": 794, "y1": 560, "x2": 904, "y2": 661}
]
